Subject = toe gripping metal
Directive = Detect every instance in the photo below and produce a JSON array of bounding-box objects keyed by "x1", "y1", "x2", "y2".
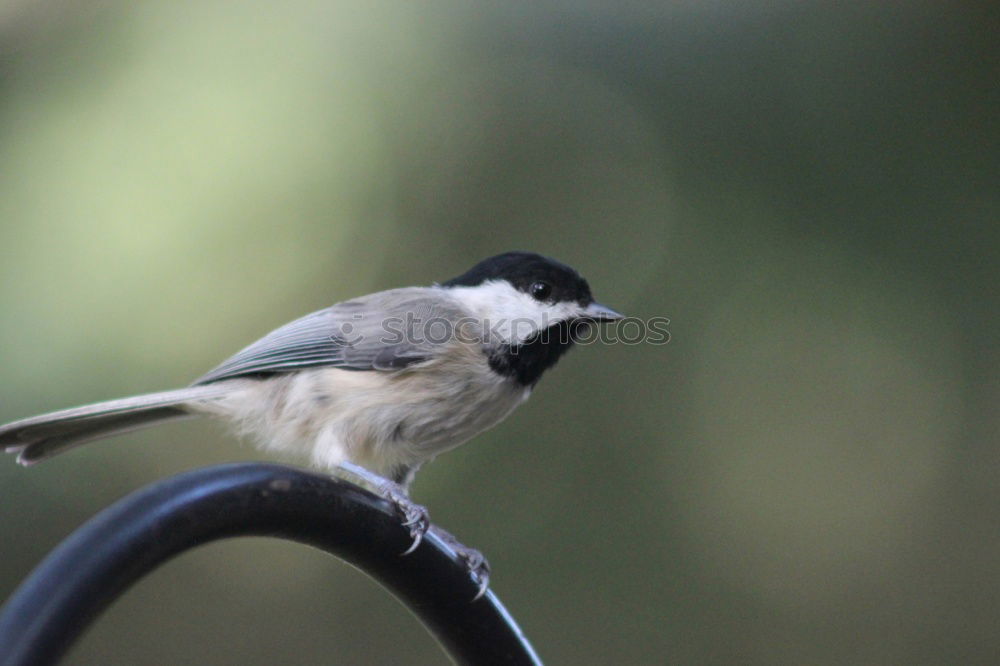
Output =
[{"x1": 338, "y1": 461, "x2": 492, "y2": 600}]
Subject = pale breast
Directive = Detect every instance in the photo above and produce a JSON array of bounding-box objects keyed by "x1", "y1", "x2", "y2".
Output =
[{"x1": 194, "y1": 342, "x2": 530, "y2": 478}]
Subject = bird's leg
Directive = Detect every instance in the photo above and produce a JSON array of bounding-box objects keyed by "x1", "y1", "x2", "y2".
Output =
[
  {"x1": 334, "y1": 461, "x2": 490, "y2": 599},
  {"x1": 334, "y1": 461, "x2": 430, "y2": 554}
]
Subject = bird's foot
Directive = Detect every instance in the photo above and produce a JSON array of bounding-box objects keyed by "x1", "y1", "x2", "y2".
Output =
[
  {"x1": 429, "y1": 525, "x2": 491, "y2": 600},
  {"x1": 334, "y1": 462, "x2": 488, "y2": 599},
  {"x1": 378, "y1": 481, "x2": 431, "y2": 555}
]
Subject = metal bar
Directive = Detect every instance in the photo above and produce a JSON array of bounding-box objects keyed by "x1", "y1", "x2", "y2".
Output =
[{"x1": 0, "y1": 463, "x2": 542, "y2": 666}]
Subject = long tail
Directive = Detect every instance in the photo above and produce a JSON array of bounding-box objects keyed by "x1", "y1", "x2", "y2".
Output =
[{"x1": 0, "y1": 385, "x2": 232, "y2": 466}]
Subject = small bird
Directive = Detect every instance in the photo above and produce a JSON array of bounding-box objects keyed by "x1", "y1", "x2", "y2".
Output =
[{"x1": 1, "y1": 251, "x2": 621, "y2": 593}]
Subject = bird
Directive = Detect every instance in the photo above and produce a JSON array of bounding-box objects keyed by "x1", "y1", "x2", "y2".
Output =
[{"x1": 0, "y1": 251, "x2": 622, "y2": 594}]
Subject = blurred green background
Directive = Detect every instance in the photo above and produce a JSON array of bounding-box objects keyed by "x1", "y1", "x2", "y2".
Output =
[{"x1": 0, "y1": 1, "x2": 996, "y2": 664}]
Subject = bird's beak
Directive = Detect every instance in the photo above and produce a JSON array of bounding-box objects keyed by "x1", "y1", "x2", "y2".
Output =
[{"x1": 580, "y1": 302, "x2": 624, "y2": 322}]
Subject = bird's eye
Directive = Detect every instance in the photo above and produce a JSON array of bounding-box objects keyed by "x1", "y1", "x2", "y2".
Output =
[{"x1": 529, "y1": 281, "x2": 552, "y2": 301}]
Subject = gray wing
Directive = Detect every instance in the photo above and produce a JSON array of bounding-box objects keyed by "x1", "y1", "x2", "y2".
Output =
[{"x1": 194, "y1": 287, "x2": 470, "y2": 384}]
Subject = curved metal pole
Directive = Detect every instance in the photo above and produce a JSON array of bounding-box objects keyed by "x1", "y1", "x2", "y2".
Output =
[{"x1": 0, "y1": 463, "x2": 542, "y2": 666}]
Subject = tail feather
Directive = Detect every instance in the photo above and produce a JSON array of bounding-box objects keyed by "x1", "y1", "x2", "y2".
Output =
[{"x1": 1, "y1": 385, "x2": 231, "y2": 465}]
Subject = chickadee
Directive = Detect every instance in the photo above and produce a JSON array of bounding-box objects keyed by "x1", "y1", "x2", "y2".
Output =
[{"x1": 1, "y1": 251, "x2": 621, "y2": 592}]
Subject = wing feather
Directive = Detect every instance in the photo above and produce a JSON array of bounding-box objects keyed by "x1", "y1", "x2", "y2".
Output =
[{"x1": 194, "y1": 287, "x2": 471, "y2": 384}]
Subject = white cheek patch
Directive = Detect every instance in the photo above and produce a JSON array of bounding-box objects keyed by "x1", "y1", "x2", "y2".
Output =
[{"x1": 446, "y1": 280, "x2": 580, "y2": 344}]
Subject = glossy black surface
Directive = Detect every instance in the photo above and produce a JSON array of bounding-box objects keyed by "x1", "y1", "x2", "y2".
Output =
[{"x1": 0, "y1": 463, "x2": 542, "y2": 666}]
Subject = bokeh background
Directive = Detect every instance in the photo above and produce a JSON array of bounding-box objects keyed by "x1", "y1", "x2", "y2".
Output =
[{"x1": 0, "y1": 1, "x2": 996, "y2": 664}]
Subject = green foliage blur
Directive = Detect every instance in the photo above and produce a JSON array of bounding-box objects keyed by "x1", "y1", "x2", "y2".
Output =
[{"x1": 0, "y1": 2, "x2": 995, "y2": 664}]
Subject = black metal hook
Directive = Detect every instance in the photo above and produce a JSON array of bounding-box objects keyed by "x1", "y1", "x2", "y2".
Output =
[{"x1": 0, "y1": 463, "x2": 542, "y2": 665}]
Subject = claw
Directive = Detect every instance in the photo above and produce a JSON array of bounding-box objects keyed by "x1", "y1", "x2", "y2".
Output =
[
  {"x1": 401, "y1": 531, "x2": 423, "y2": 556},
  {"x1": 462, "y1": 550, "x2": 490, "y2": 601},
  {"x1": 473, "y1": 578, "x2": 489, "y2": 602}
]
